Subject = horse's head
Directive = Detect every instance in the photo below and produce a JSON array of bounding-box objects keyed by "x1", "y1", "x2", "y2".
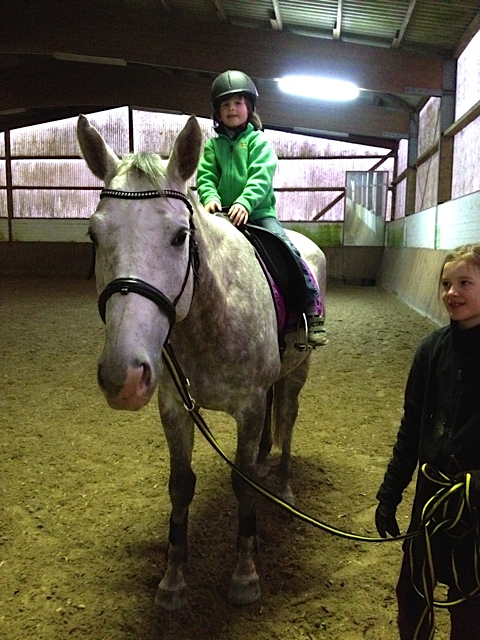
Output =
[{"x1": 77, "y1": 114, "x2": 203, "y2": 410}]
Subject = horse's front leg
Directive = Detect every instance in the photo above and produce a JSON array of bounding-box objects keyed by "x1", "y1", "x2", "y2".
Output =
[
  {"x1": 154, "y1": 405, "x2": 196, "y2": 611},
  {"x1": 229, "y1": 398, "x2": 267, "y2": 606}
]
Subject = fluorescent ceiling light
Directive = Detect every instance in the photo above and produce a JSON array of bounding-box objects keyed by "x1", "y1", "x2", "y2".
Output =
[
  {"x1": 53, "y1": 53, "x2": 127, "y2": 66},
  {"x1": 0, "y1": 108, "x2": 27, "y2": 115},
  {"x1": 293, "y1": 127, "x2": 349, "y2": 138},
  {"x1": 278, "y1": 75, "x2": 359, "y2": 101}
]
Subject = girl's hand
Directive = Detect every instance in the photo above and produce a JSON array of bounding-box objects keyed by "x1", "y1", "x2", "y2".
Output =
[
  {"x1": 375, "y1": 502, "x2": 400, "y2": 538},
  {"x1": 228, "y1": 203, "x2": 249, "y2": 226},
  {"x1": 205, "y1": 201, "x2": 222, "y2": 214}
]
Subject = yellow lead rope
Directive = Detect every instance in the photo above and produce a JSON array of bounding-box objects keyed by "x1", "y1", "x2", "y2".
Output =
[{"x1": 162, "y1": 343, "x2": 480, "y2": 640}]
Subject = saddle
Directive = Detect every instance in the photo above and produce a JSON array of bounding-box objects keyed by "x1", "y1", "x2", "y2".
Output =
[{"x1": 241, "y1": 223, "x2": 308, "y2": 339}]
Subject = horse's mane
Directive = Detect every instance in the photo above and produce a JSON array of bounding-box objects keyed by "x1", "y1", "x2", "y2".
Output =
[{"x1": 117, "y1": 152, "x2": 167, "y2": 190}]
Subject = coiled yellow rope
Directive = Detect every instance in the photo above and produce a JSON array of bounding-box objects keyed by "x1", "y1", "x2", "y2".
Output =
[{"x1": 409, "y1": 464, "x2": 480, "y2": 640}]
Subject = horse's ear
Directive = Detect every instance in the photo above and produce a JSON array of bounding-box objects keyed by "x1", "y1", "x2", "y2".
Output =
[
  {"x1": 77, "y1": 114, "x2": 120, "y2": 181},
  {"x1": 167, "y1": 115, "x2": 202, "y2": 183}
]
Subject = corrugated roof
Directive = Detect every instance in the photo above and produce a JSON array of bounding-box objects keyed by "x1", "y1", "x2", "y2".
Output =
[
  {"x1": 154, "y1": 0, "x2": 479, "y2": 55},
  {"x1": 1, "y1": 0, "x2": 479, "y2": 137}
]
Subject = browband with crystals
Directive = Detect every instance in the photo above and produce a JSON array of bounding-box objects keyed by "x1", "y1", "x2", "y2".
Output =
[{"x1": 100, "y1": 188, "x2": 193, "y2": 214}]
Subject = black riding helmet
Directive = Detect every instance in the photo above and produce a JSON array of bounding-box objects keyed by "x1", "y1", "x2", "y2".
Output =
[{"x1": 211, "y1": 70, "x2": 259, "y2": 111}]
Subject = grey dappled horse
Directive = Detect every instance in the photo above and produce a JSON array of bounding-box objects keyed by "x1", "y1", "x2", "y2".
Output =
[{"x1": 77, "y1": 114, "x2": 326, "y2": 610}]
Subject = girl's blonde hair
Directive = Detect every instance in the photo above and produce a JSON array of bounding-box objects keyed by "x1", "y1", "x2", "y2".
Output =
[{"x1": 439, "y1": 243, "x2": 480, "y2": 287}]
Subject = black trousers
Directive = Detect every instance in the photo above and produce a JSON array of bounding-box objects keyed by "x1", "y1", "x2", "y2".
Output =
[
  {"x1": 253, "y1": 216, "x2": 320, "y2": 308},
  {"x1": 396, "y1": 550, "x2": 480, "y2": 639}
]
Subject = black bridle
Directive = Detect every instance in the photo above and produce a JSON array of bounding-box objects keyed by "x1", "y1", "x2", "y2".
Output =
[{"x1": 96, "y1": 188, "x2": 199, "y2": 328}]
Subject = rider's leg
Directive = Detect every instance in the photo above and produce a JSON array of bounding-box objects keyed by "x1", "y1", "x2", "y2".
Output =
[{"x1": 252, "y1": 217, "x2": 327, "y2": 346}]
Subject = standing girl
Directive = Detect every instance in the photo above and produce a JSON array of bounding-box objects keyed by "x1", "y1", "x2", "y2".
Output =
[
  {"x1": 375, "y1": 243, "x2": 480, "y2": 639},
  {"x1": 196, "y1": 69, "x2": 327, "y2": 347}
]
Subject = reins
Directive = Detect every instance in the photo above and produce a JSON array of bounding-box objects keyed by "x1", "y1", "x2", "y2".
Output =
[{"x1": 97, "y1": 187, "x2": 401, "y2": 543}]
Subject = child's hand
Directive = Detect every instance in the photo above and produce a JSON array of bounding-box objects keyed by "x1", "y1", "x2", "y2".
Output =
[
  {"x1": 205, "y1": 201, "x2": 222, "y2": 214},
  {"x1": 228, "y1": 203, "x2": 249, "y2": 227}
]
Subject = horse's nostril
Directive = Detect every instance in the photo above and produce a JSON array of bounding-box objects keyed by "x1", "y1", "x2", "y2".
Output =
[
  {"x1": 142, "y1": 362, "x2": 151, "y2": 387},
  {"x1": 97, "y1": 363, "x2": 121, "y2": 395}
]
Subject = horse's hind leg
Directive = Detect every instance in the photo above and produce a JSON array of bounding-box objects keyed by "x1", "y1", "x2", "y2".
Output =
[
  {"x1": 256, "y1": 386, "x2": 273, "y2": 477},
  {"x1": 229, "y1": 396, "x2": 267, "y2": 606},
  {"x1": 154, "y1": 408, "x2": 196, "y2": 611},
  {"x1": 273, "y1": 357, "x2": 311, "y2": 505}
]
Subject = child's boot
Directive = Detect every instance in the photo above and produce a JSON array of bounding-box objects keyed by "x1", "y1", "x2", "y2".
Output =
[{"x1": 306, "y1": 314, "x2": 328, "y2": 346}]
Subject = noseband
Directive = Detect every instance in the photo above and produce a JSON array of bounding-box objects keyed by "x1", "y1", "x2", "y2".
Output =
[{"x1": 97, "y1": 189, "x2": 199, "y2": 329}]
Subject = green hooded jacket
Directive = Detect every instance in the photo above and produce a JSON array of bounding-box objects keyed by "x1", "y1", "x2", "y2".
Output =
[{"x1": 196, "y1": 123, "x2": 277, "y2": 221}]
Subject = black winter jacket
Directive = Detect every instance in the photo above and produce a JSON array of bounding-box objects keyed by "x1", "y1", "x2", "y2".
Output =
[{"x1": 377, "y1": 321, "x2": 480, "y2": 534}]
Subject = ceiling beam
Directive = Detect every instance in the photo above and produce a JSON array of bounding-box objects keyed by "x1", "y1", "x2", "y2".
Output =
[
  {"x1": 392, "y1": 0, "x2": 418, "y2": 48},
  {"x1": 211, "y1": 0, "x2": 228, "y2": 22},
  {"x1": 156, "y1": 0, "x2": 173, "y2": 13},
  {"x1": 0, "y1": 60, "x2": 410, "y2": 139},
  {"x1": 333, "y1": 0, "x2": 343, "y2": 40},
  {"x1": 0, "y1": 0, "x2": 444, "y2": 96},
  {"x1": 270, "y1": 0, "x2": 283, "y2": 31}
]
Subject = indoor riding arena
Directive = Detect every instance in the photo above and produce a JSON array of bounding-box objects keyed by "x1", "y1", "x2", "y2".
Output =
[{"x1": 2, "y1": 2, "x2": 480, "y2": 640}]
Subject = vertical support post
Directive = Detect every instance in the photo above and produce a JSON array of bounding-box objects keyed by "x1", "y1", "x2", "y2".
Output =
[
  {"x1": 405, "y1": 112, "x2": 419, "y2": 215},
  {"x1": 437, "y1": 59, "x2": 456, "y2": 205},
  {"x1": 128, "y1": 107, "x2": 135, "y2": 154},
  {"x1": 5, "y1": 129, "x2": 13, "y2": 242},
  {"x1": 390, "y1": 140, "x2": 399, "y2": 221}
]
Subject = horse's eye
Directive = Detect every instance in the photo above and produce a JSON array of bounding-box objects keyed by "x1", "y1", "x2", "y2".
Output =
[{"x1": 172, "y1": 230, "x2": 188, "y2": 247}]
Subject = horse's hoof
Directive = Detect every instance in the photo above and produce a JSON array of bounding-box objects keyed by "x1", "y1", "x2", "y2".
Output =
[
  {"x1": 154, "y1": 585, "x2": 187, "y2": 611},
  {"x1": 278, "y1": 487, "x2": 295, "y2": 506},
  {"x1": 228, "y1": 573, "x2": 261, "y2": 606}
]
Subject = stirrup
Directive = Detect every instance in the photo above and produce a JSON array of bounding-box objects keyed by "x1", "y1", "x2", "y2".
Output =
[{"x1": 294, "y1": 314, "x2": 310, "y2": 351}]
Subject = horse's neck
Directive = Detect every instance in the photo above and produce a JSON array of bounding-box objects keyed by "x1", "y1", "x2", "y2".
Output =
[
  {"x1": 194, "y1": 206, "x2": 245, "y2": 274},
  {"x1": 185, "y1": 206, "x2": 255, "y2": 319},
  {"x1": 171, "y1": 204, "x2": 279, "y2": 363}
]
